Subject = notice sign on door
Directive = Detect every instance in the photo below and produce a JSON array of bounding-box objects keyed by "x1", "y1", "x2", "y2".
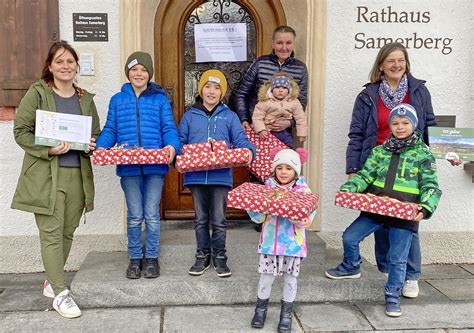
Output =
[
  {"x1": 73, "y1": 13, "x2": 108, "y2": 42},
  {"x1": 194, "y1": 23, "x2": 247, "y2": 63}
]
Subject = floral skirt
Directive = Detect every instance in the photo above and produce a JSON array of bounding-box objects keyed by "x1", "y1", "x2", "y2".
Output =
[{"x1": 258, "y1": 254, "x2": 302, "y2": 277}]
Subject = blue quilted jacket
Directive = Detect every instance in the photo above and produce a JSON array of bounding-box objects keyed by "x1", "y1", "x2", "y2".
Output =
[
  {"x1": 235, "y1": 52, "x2": 308, "y2": 123},
  {"x1": 346, "y1": 74, "x2": 436, "y2": 174},
  {"x1": 178, "y1": 102, "x2": 256, "y2": 187},
  {"x1": 96, "y1": 82, "x2": 180, "y2": 177}
]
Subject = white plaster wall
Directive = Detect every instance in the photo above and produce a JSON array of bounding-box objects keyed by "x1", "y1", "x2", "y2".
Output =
[
  {"x1": 321, "y1": 0, "x2": 474, "y2": 263},
  {"x1": 0, "y1": 0, "x2": 125, "y2": 272}
]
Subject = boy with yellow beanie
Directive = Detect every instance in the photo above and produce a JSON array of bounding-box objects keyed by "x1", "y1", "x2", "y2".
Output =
[{"x1": 178, "y1": 69, "x2": 256, "y2": 277}]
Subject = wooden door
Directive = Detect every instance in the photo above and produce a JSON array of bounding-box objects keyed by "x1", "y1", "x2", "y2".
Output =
[
  {"x1": 0, "y1": 0, "x2": 59, "y2": 107},
  {"x1": 155, "y1": 0, "x2": 285, "y2": 219}
]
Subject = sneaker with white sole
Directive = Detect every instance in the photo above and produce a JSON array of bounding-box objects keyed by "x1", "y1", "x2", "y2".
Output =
[
  {"x1": 53, "y1": 289, "x2": 81, "y2": 318},
  {"x1": 402, "y1": 280, "x2": 419, "y2": 298},
  {"x1": 43, "y1": 280, "x2": 55, "y2": 298}
]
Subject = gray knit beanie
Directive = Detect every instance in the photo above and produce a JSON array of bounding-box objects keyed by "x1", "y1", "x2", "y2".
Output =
[{"x1": 124, "y1": 51, "x2": 154, "y2": 81}]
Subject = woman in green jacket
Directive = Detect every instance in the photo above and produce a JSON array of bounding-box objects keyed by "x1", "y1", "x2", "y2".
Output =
[{"x1": 11, "y1": 40, "x2": 100, "y2": 319}]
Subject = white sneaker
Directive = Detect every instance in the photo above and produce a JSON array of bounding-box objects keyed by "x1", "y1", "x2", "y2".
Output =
[
  {"x1": 402, "y1": 280, "x2": 419, "y2": 298},
  {"x1": 52, "y1": 289, "x2": 82, "y2": 318},
  {"x1": 43, "y1": 280, "x2": 55, "y2": 298}
]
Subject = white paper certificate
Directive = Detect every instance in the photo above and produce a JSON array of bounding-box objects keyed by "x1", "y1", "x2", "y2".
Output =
[{"x1": 35, "y1": 109, "x2": 92, "y2": 151}]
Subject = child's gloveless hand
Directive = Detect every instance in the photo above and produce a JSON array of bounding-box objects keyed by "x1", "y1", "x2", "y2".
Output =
[
  {"x1": 414, "y1": 206, "x2": 424, "y2": 222},
  {"x1": 258, "y1": 130, "x2": 268, "y2": 139},
  {"x1": 247, "y1": 149, "x2": 253, "y2": 164},
  {"x1": 163, "y1": 145, "x2": 176, "y2": 164}
]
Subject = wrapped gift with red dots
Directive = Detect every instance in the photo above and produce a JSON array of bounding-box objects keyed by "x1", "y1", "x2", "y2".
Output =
[
  {"x1": 334, "y1": 191, "x2": 419, "y2": 220},
  {"x1": 175, "y1": 139, "x2": 251, "y2": 173},
  {"x1": 245, "y1": 128, "x2": 288, "y2": 182},
  {"x1": 92, "y1": 147, "x2": 170, "y2": 165},
  {"x1": 227, "y1": 182, "x2": 319, "y2": 221}
]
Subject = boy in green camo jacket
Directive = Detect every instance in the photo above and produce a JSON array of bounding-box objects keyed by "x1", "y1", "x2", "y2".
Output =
[{"x1": 325, "y1": 103, "x2": 442, "y2": 318}]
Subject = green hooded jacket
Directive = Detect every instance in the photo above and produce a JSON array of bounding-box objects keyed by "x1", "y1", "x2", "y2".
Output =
[
  {"x1": 11, "y1": 80, "x2": 101, "y2": 215},
  {"x1": 340, "y1": 132, "x2": 442, "y2": 231}
]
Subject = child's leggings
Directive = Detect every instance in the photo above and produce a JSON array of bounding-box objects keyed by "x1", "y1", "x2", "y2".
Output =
[{"x1": 257, "y1": 273, "x2": 297, "y2": 302}]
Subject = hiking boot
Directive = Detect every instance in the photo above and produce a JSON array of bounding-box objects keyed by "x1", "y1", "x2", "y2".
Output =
[
  {"x1": 402, "y1": 280, "x2": 419, "y2": 298},
  {"x1": 52, "y1": 289, "x2": 81, "y2": 319},
  {"x1": 385, "y1": 295, "x2": 402, "y2": 317},
  {"x1": 325, "y1": 264, "x2": 361, "y2": 279},
  {"x1": 251, "y1": 297, "x2": 269, "y2": 328},
  {"x1": 189, "y1": 252, "x2": 211, "y2": 276},
  {"x1": 213, "y1": 254, "x2": 231, "y2": 277},
  {"x1": 143, "y1": 258, "x2": 160, "y2": 278},
  {"x1": 43, "y1": 279, "x2": 55, "y2": 298},
  {"x1": 126, "y1": 259, "x2": 142, "y2": 279}
]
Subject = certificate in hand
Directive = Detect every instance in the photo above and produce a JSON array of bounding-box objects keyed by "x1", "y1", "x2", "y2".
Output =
[{"x1": 35, "y1": 109, "x2": 92, "y2": 151}]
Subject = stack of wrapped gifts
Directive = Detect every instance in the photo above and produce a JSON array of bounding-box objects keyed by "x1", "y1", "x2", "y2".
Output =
[
  {"x1": 92, "y1": 147, "x2": 169, "y2": 165},
  {"x1": 227, "y1": 182, "x2": 319, "y2": 221},
  {"x1": 245, "y1": 128, "x2": 288, "y2": 182},
  {"x1": 334, "y1": 191, "x2": 419, "y2": 220},
  {"x1": 175, "y1": 139, "x2": 250, "y2": 173}
]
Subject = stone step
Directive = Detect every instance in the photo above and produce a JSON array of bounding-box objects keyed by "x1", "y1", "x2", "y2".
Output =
[
  {"x1": 71, "y1": 251, "x2": 386, "y2": 308},
  {"x1": 158, "y1": 223, "x2": 326, "y2": 266}
]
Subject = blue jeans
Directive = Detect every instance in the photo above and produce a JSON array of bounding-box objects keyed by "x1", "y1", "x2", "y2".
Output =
[
  {"x1": 375, "y1": 228, "x2": 421, "y2": 280},
  {"x1": 120, "y1": 175, "x2": 165, "y2": 259},
  {"x1": 341, "y1": 214, "x2": 414, "y2": 297},
  {"x1": 189, "y1": 185, "x2": 230, "y2": 256}
]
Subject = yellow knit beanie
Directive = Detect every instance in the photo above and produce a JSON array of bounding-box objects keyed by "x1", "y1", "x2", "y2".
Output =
[{"x1": 198, "y1": 69, "x2": 228, "y2": 101}]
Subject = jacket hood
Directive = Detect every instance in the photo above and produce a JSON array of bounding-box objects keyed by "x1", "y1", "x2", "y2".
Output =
[{"x1": 257, "y1": 78, "x2": 300, "y2": 102}]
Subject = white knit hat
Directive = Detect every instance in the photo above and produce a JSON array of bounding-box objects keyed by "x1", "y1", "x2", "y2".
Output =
[{"x1": 271, "y1": 149, "x2": 303, "y2": 177}]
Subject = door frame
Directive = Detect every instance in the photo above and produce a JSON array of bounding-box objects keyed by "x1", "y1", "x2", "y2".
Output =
[{"x1": 153, "y1": 0, "x2": 286, "y2": 219}]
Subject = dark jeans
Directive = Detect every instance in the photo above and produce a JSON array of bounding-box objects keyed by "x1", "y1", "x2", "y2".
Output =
[
  {"x1": 189, "y1": 185, "x2": 230, "y2": 256},
  {"x1": 272, "y1": 128, "x2": 294, "y2": 148},
  {"x1": 374, "y1": 228, "x2": 421, "y2": 280}
]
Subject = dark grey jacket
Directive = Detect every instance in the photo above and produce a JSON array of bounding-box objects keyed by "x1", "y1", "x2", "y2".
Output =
[{"x1": 235, "y1": 51, "x2": 308, "y2": 123}]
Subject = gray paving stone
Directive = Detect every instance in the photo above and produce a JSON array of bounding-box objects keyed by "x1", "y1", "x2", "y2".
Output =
[
  {"x1": 427, "y1": 279, "x2": 474, "y2": 301},
  {"x1": 356, "y1": 301, "x2": 474, "y2": 330},
  {"x1": 163, "y1": 305, "x2": 302, "y2": 332},
  {"x1": 0, "y1": 308, "x2": 162, "y2": 333},
  {"x1": 294, "y1": 303, "x2": 373, "y2": 332},
  {"x1": 460, "y1": 265, "x2": 474, "y2": 275},
  {"x1": 71, "y1": 251, "x2": 386, "y2": 307},
  {"x1": 0, "y1": 272, "x2": 75, "y2": 311},
  {"x1": 421, "y1": 265, "x2": 473, "y2": 279}
]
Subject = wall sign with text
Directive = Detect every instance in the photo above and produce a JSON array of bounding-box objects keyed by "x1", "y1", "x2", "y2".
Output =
[{"x1": 73, "y1": 13, "x2": 108, "y2": 42}]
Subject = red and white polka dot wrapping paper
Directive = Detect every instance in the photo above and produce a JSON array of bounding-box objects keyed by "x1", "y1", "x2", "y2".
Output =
[
  {"x1": 334, "y1": 191, "x2": 419, "y2": 220},
  {"x1": 92, "y1": 148, "x2": 169, "y2": 165},
  {"x1": 175, "y1": 140, "x2": 250, "y2": 173},
  {"x1": 227, "y1": 182, "x2": 319, "y2": 221},
  {"x1": 245, "y1": 129, "x2": 288, "y2": 182}
]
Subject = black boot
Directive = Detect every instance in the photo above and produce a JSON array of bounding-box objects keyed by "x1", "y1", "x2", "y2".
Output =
[
  {"x1": 250, "y1": 297, "x2": 269, "y2": 328},
  {"x1": 277, "y1": 299, "x2": 293, "y2": 332},
  {"x1": 125, "y1": 259, "x2": 142, "y2": 279},
  {"x1": 143, "y1": 258, "x2": 160, "y2": 278}
]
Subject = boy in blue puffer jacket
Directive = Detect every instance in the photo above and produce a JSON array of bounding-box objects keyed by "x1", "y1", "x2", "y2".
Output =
[
  {"x1": 178, "y1": 69, "x2": 256, "y2": 278},
  {"x1": 96, "y1": 52, "x2": 180, "y2": 279}
]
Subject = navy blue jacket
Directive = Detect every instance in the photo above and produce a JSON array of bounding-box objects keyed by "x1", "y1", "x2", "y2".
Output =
[
  {"x1": 178, "y1": 102, "x2": 256, "y2": 187},
  {"x1": 96, "y1": 82, "x2": 180, "y2": 177},
  {"x1": 235, "y1": 51, "x2": 308, "y2": 123},
  {"x1": 346, "y1": 74, "x2": 436, "y2": 174}
]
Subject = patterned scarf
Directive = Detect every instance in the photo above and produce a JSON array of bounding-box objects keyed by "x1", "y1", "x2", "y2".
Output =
[
  {"x1": 378, "y1": 74, "x2": 408, "y2": 110},
  {"x1": 383, "y1": 132, "x2": 417, "y2": 153}
]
